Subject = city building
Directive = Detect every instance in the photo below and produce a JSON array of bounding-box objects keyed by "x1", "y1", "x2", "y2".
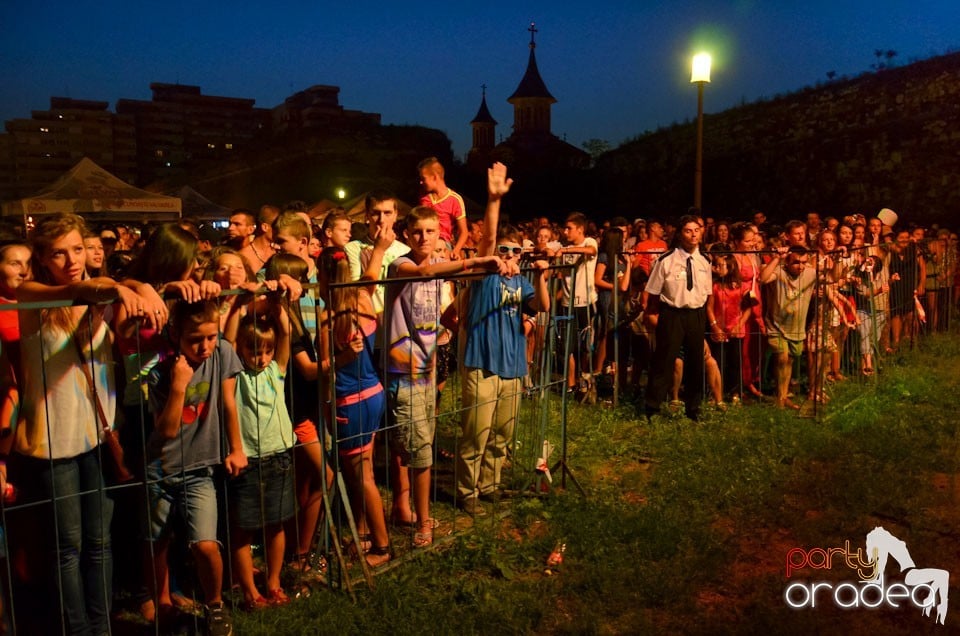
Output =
[
  {"x1": 0, "y1": 97, "x2": 136, "y2": 201},
  {"x1": 272, "y1": 85, "x2": 380, "y2": 135},
  {"x1": 116, "y1": 83, "x2": 272, "y2": 185},
  {"x1": 0, "y1": 82, "x2": 383, "y2": 201}
]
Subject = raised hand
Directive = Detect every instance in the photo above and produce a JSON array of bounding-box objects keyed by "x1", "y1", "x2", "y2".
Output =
[{"x1": 487, "y1": 162, "x2": 513, "y2": 199}]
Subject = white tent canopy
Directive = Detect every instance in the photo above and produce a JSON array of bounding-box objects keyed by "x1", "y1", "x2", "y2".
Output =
[{"x1": 1, "y1": 157, "x2": 181, "y2": 223}]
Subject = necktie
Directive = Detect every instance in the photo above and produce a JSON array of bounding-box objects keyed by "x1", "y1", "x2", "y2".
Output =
[{"x1": 686, "y1": 256, "x2": 693, "y2": 291}]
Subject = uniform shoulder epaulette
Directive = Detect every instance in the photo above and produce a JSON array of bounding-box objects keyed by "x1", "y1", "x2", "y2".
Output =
[{"x1": 656, "y1": 248, "x2": 676, "y2": 262}]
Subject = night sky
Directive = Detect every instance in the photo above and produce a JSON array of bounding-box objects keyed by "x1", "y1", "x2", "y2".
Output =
[{"x1": 3, "y1": 1, "x2": 959, "y2": 159}]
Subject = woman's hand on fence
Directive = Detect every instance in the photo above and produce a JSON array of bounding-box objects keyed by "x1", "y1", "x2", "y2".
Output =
[
  {"x1": 133, "y1": 282, "x2": 168, "y2": 328},
  {"x1": 275, "y1": 274, "x2": 303, "y2": 301}
]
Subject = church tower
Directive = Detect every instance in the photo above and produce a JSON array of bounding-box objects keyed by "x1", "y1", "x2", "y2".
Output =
[
  {"x1": 468, "y1": 85, "x2": 497, "y2": 158},
  {"x1": 507, "y1": 23, "x2": 556, "y2": 138}
]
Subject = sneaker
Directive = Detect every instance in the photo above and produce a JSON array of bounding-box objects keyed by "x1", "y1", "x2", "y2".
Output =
[
  {"x1": 479, "y1": 486, "x2": 515, "y2": 502},
  {"x1": 205, "y1": 602, "x2": 233, "y2": 636},
  {"x1": 459, "y1": 497, "x2": 488, "y2": 517}
]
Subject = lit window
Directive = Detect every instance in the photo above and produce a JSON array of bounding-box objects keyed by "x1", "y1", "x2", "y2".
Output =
[
  {"x1": 155, "y1": 149, "x2": 165, "y2": 158},
  {"x1": 225, "y1": 143, "x2": 233, "y2": 150}
]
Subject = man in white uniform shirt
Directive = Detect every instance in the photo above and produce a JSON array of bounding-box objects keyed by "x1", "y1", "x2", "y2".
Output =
[{"x1": 643, "y1": 215, "x2": 712, "y2": 421}]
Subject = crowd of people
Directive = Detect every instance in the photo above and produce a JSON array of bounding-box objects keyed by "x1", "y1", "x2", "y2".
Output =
[
  {"x1": 515, "y1": 209, "x2": 956, "y2": 416},
  {"x1": 0, "y1": 155, "x2": 955, "y2": 634}
]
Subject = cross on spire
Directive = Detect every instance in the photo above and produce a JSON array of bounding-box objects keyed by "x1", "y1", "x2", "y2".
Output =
[
  {"x1": 528, "y1": 22, "x2": 537, "y2": 48},
  {"x1": 481, "y1": 83, "x2": 487, "y2": 98}
]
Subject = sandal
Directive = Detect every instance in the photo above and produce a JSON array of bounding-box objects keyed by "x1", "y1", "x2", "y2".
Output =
[
  {"x1": 413, "y1": 528, "x2": 433, "y2": 548},
  {"x1": 242, "y1": 595, "x2": 270, "y2": 612},
  {"x1": 170, "y1": 592, "x2": 199, "y2": 614},
  {"x1": 266, "y1": 588, "x2": 290, "y2": 606},
  {"x1": 780, "y1": 399, "x2": 802, "y2": 411},
  {"x1": 288, "y1": 551, "x2": 327, "y2": 582},
  {"x1": 365, "y1": 544, "x2": 392, "y2": 568},
  {"x1": 413, "y1": 517, "x2": 439, "y2": 548},
  {"x1": 346, "y1": 533, "x2": 372, "y2": 558}
]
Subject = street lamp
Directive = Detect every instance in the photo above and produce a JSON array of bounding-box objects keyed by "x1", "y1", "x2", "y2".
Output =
[
  {"x1": 336, "y1": 188, "x2": 347, "y2": 201},
  {"x1": 691, "y1": 52, "x2": 711, "y2": 211}
]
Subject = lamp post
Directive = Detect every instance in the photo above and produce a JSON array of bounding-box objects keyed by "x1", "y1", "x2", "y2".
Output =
[{"x1": 691, "y1": 52, "x2": 711, "y2": 211}]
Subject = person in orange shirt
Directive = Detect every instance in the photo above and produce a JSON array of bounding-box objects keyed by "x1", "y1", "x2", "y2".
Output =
[
  {"x1": 631, "y1": 220, "x2": 668, "y2": 277},
  {"x1": 418, "y1": 157, "x2": 468, "y2": 260}
]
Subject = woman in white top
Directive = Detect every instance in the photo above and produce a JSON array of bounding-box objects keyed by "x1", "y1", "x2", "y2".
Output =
[{"x1": 12, "y1": 213, "x2": 164, "y2": 635}]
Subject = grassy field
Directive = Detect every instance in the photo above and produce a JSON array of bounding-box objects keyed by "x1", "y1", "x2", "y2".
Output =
[{"x1": 222, "y1": 333, "x2": 960, "y2": 635}]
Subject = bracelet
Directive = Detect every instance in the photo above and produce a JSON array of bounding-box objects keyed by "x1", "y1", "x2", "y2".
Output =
[{"x1": 710, "y1": 320, "x2": 718, "y2": 327}]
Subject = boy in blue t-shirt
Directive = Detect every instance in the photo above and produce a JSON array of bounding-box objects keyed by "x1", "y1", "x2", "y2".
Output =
[{"x1": 455, "y1": 163, "x2": 551, "y2": 515}]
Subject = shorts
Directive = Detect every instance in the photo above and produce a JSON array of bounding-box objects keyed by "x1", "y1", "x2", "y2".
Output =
[
  {"x1": 767, "y1": 335, "x2": 803, "y2": 358},
  {"x1": 335, "y1": 384, "x2": 385, "y2": 456},
  {"x1": 806, "y1": 325, "x2": 837, "y2": 353},
  {"x1": 387, "y1": 373, "x2": 436, "y2": 469},
  {"x1": 294, "y1": 418, "x2": 319, "y2": 445},
  {"x1": 228, "y1": 451, "x2": 295, "y2": 530},
  {"x1": 145, "y1": 465, "x2": 219, "y2": 546}
]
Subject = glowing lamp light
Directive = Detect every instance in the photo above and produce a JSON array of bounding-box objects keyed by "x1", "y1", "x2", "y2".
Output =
[
  {"x1": 336, "y1": 188, "x2": 347, "y2": 200},
  {"x1": 691, "y1": 52, "x2": 712, "y2": 83}
]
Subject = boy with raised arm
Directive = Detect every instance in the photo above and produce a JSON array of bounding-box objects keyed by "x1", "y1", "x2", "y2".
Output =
[{"x1": 455, "y1": 163, "x2": 551, "y2": 515}]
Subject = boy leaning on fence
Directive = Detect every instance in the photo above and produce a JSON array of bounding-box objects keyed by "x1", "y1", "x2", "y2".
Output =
[
  {"x1": 454, "y1": 162, "x2": 551, "y2": 516},
  {"x1": 145, "y1": 299, "x2": 246, "y2": 636},
  {"x1": 384, "y1": 205, "x2": 506, "y2": 547}
]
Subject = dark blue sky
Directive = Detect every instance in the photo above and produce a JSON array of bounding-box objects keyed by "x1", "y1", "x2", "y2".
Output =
[{"x1": 3, "y1": 1, "x2": 959, "y2": 158}]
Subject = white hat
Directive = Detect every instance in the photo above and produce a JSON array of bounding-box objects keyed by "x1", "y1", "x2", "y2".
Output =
[{"x1": 877, "y1": 208, "x2": 898, "y2": 227}]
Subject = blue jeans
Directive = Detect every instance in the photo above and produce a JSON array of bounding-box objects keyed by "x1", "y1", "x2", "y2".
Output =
[{"x1": 30, "y1": 449, "x2": 114, "y2": 635}]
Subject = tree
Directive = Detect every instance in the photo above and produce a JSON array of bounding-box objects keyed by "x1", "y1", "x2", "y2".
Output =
[
  {"x1": 872, "y1": 49, "x2": 885, "y2": 71},
  {"x1": 582, "y1": 138, "x2": 612, "y2": 163}
]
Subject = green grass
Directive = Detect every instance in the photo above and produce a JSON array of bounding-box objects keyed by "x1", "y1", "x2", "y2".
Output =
[{"x1": 231, "y1": 333, "x2": 960, "y2": 635}]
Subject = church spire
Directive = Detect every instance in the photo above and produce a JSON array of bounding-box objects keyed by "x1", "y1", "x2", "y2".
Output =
[
  {"x1": 468, "y1": 84, "x2": 497, "y2": 162},
  {"x1": 470, "y1": 85, "x2": 497, "y2": 125},
  {"x1": 508, "y1": 23, "x2": 556, "y2": 103},
  {"x1": 507, "y1": 22, "x2": 555, "y2": 137}
]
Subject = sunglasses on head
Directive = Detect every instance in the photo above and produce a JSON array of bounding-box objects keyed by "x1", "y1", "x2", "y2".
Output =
[{"x1": 497, "y1": 245, "x2": 523, "y2": 256}]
